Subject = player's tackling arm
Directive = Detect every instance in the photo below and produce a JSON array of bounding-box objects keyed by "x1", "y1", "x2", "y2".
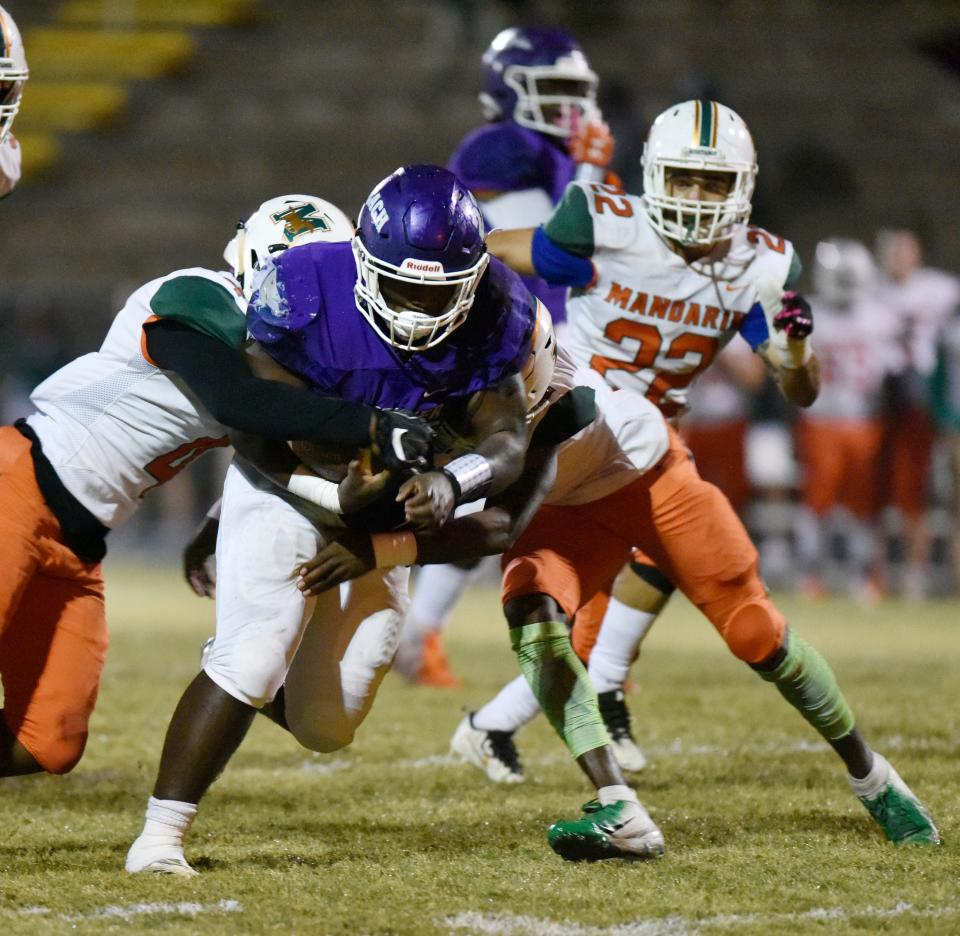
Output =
[
  {"x1": 299, "y1": 438, "x2": 559, "y2": 595},
  {"x1": 397, "y1": 371, "x2": 529, "y2": 531}
]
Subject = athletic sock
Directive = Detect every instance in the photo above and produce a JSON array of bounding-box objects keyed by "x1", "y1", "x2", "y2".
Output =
[
  {"x1": 587, "y1": 599, "x2": 657, "y2": 693},
  {"x1": 473, "y1": 674, "x2": 541, "y2": 733},
  {"x1": 598, "y1": 784, "x2": 639, "y2": 806},
  {"x1": 756, "y1": 629, "x2": 855, "y2": 741},
  {"x1": 407, "y1": 564, "x2": 478, "y2": 637},
  {"x1": 139, "y1": 796, "x2": 198, "y2": 847},
  {"x1": 848, "y1": 752, "x2": 888, "y2": 798}
]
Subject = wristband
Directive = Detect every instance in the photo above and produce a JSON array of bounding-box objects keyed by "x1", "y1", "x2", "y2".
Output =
[
  {"x1": 441, "y1": 453, "x2": 493, "y2": 504},
  {"x1": 370, "y1": 531, "x2": 418, "y2": 568},
  {"x1": 286, "y1": 472, "x2": 343, "y2": 513}
]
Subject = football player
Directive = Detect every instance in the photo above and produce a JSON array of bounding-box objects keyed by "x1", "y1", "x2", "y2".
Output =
[
  {"x1": 459, "y1": 100, "x2": 938, "y2": 842},
  {"x1": 462, "y1": 99, "x2": 817, "y2": 774},
  {"x1": 0, "y1": 193, "x2": 430, "y2": 782},
  {"x1": 400, "y1": 25, "x2": 619, "y2": 687},
  {"x1": 0, "y1": 4, "x2": 28, "y2": 198},
  {"x1": 125, "y1": 165, "x2": 537, "y2": 876},
  {"x1": 299, "y1": 316, "x2": 939, "y2": 857},
  {"x1": 794, "y1": 239, "x2": 891, "y2": 601}
]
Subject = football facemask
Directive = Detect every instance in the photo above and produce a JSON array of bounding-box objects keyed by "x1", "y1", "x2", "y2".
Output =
[{"x1": 0, "y1": 5, "x2": 28, "y2": 143}]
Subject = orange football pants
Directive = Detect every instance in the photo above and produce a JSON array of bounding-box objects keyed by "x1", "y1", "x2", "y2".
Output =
[
  {"x1": 0, "y1": 427, "x2": 107, "y2": 774},
  {"x1": 502, "y1": 427, "x2": 784, "y2": 666},
  {"x1": 796, "y1": 418, "x2": 883, "y2": 518}
]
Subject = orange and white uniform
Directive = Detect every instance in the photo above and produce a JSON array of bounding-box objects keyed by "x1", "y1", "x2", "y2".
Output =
[
  {"x1": 0, "y1": 269, "x2": 242, "y2": 773},
  {"x1": 873, "y1": 268, "x2": 960, "y2": 519},
  {"x1": 796, "y1": 296, "x2": 894, "y2": 519}
]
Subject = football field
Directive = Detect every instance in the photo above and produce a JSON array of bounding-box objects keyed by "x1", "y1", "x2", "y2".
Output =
[{"x1": 1, "y1": 563, "x2": 957, "y2": 934}]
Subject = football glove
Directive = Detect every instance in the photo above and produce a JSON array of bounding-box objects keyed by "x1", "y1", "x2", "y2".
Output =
[
  {"x1": 775, "y1": 291, "x2": 814, "y2": 340},
  {"x1": 371, "y1": 409, "x2": 433, "y2": 472},
  {"x1": 754, "y1": 276, "x2": 814, "y2": 369},
  {"x1": 568, "y1": 119, "x2": 615, "y2": 170}
]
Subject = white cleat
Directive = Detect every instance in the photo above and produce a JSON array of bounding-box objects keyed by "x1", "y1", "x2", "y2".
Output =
[
  {"x1": 125, "y1": 836, "x2": 198, "y2": 877},
  {"x1": 598, "y1": 690, "x2": 647, "y2": 772},
  {"x1": 610, "y1": 735, "x2": 648, "y2": 773},
  {"x1": 450, "y1": 713, "x2": 524, "y2": 784}
]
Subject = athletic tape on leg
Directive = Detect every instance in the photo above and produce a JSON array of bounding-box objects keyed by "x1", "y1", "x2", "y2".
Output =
[
  {"x1": 510, "y1": 620, "x2": 609, "y2": 759},
  {"x1": 757, "y1": 629, "x2": 855, "y2": 741}
]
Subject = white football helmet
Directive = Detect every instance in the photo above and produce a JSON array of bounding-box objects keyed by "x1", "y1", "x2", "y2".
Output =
[
  {"x1": 813, "y1": 238, "x2": 876, "y2": 310},
  {"x1": 224, "y1": 194, "x2": 354, "y2": 298},
  {"x1": 0, "y1": 5, "x2": 28, "y2": 143},
  {"x1": 642, "y1": 100, "x2": 757, "y2": 246},
  {"x1": 521, "y1": 299, "x2": 557, "y2": 421}
]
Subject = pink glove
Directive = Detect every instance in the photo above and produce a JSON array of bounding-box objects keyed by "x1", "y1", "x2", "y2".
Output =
[{"x1": 774, "y1": 291, "x2": 813, "y2": 340}]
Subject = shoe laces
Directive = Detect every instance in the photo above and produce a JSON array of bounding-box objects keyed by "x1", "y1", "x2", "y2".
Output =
[
  {"x1": 485, "y1": 730, "x2": 522, "y2": 772},
  {"x1": 598, "y1": 690, "x2": 633, "y2": 742}
]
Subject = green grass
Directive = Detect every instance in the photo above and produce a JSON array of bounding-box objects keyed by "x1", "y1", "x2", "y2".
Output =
[{"x1": 1, "y1": 563, "x2": 957, "y2": 934}]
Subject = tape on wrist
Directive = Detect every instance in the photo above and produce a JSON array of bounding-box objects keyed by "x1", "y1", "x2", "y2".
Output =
[
  {"x1": 441, "y1": 453, "x2": 493, "y2": 504},
  {"x1": 286, "y1": 472, "x2": 343, "y2": 513},
  {"x1": 777, "y1": 336, "x2": 813, "y2": 369},
  {"x1": 370, "y1": 531, "x2": 418, "y2": 568}
]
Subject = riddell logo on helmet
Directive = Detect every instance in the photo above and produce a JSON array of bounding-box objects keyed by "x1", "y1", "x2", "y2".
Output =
[{"x1": 400, "y1": 259, "x2": 444, "y2": 275}]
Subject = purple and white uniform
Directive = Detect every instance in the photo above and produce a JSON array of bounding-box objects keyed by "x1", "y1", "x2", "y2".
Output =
[
  {"x1": 450, "y1": 122, "x2": 575, "y2": 324},
  {"x1": 204, "y1": 238, "x2": 536, "y2": 755}
]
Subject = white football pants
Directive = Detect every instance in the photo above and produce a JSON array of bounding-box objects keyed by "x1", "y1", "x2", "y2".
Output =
[{"x1": 204, "y1": 462, "x2": 409, "y2": 752}]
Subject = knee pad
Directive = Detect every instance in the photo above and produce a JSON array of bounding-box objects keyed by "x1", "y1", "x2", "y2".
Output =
[
  {"x1": 204, "y1": 636, "x2": 290, "y2": 709},
  {"x1": 722, "y1": 599, "x2": 785, "y2": 664}
]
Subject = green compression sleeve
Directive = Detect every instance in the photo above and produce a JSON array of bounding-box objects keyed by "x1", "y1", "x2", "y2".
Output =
[
  {"x1": 510, "y1": 620, "x2": 609, "y2": 759},
  {"x1": 758, "y1": 629, "x2": 855, "y2": 741}
]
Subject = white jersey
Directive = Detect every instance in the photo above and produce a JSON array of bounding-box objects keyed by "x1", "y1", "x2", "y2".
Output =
[
  {"x1": 803, "y1": 296, "x2": 896, "y2": 422},
  {"x1": 554, "y1": 182, "x2": 796, "y2": 417},
  {"x1": 873, "y1": 267, "x2": 960, "y2": 379},
  {"x1": 684, "y1": 339, "x2": 756, "y2": 426},
  {"x1": 26, "y1": 268, "x2": 246, "y2": 528}
]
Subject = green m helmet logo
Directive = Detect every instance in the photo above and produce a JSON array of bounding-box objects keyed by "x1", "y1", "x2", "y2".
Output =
[{"x1": 271, "y1": 202, "x2": 335, "y2": 243}]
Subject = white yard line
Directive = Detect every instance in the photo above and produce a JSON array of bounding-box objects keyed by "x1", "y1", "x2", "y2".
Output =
[
  {"x1": 16, "y1": 900, "x2": 243, "y2": 924},
  {"x1": 444, "y1": 902, "x2": 960, "y2": 936}
]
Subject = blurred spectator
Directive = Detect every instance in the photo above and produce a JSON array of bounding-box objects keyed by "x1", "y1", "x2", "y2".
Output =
[
  {"x1": 930, "y1": 296, "x2": 960, "y2": 591},
  {"x1": 683, "y1": 339, "x2": 765, "y2": 517},
  {"x1": 874, "y1": 228, "x2": 960, "y2": 599},
  {"x1": 793, "y1": 239, "x2": 891, "y2": 603}
]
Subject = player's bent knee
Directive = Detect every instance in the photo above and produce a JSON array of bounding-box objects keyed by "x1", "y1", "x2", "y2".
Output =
[
  {"x1": 287, "y1": 711, "x2": 354, "y2": 753},
  {"x1": 722, "y1": 600, "x2": 785, "y2": 664},
  {"x1": 30, "y1": 731, "x2": 87, "y2": 775},
  {"x1": 204, "y1": 637, "x2": 290, "y2": 709}
]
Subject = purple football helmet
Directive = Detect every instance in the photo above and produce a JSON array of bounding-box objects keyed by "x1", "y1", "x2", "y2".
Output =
[
  {"x1": 352, "y1": 165, "x2": 489, "y2": 351},
  {"x1": 479, "y1": 26, "x2": 598, "y2": 139}
]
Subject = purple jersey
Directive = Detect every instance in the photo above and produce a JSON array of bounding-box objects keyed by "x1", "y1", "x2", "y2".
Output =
[
  {"x1": 449, "y1": 122, "x2": 575, "y2": 324},
  {"x1": 246, "y1": 241, "x2": 535, "y2": 413}
]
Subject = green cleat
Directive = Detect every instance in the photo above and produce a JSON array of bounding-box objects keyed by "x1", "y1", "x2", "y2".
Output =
[
  {"x1": 852, "y1": 754, "x2": 940, "y2": 845},
  {"x1": 548, "y1": 799, "x2": 665, "y2": 862}
]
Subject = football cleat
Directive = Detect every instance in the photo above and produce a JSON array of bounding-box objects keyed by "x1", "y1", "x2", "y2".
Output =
[
  {"x1": 450, "y1": 713, "x2": 524, "y2": 783},
  {"x1": 548, "y1": 799, "x2": 665, "y2": 862},
  {"x1": 415, "y1": 633, "x2": 461, "y2": 688},
  {"x1": 125, "y1": 837, "x2": 198, "y2": 877},
  {"x1": 852, "y1": 754, "x2": 940, "y2": 845},
  {"x1": 597, "y1": 690, "x2": 647, "y2": 772}
]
